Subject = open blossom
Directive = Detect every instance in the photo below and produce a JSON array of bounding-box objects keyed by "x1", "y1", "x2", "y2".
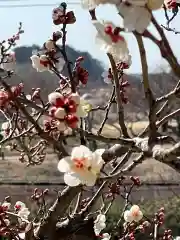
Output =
[
  {"x1": 116, "y1": 3, "x2": 151, "y2": 34},
  {"x1": 18, "y1": 207, "x2": 30, "y2": 221},
  {"x1": 93, "y1": 20, "x2": 131, "y2": 65},
  {"x1": 94, "y1": 214, "x2": 106, "y2": 235},
  {"x1": 1, "y1": 121, "x2": 11, "y2": 136},
  {"x1": 2, "y1": 201, "x2": 11, "y2": 210},
  {"x1": 30, "y1": 54, "x2": 65, "y2": 72},
  {"x1": 30, "y1": 54, "x2": 50, "y2": 72},
  {"x1": 14, "y1": 201, "x2": 26, "y2": 210},
  {"x1": 48, "y1": 92, "x2": 90, "y2": 131},
  {"x1": 15, "y1": 201, "x2": 30, "y2": 223},
  {"x1": 124, "y1": 205, "x2": 143, "y2": 222},
  {"x1": 116, "y1": 0, "x2": 163, "y2": 33},
  {"x1": 57, "y1": 145, "x2": 105, "y2": 186}
]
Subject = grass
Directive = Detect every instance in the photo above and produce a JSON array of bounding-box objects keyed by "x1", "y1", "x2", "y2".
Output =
[{"x1": 0, "y1": 121, "x2": 179, "y2": 183}]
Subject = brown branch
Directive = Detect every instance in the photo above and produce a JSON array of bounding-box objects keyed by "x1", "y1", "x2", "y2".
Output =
[
  {"x1": 97, "y1": 86, "x2": 115, "y2": 135},
  {"x1": 35, "y1": 186, "x2": 81, "y2": 239},
  {"x1": 107, "y1": 53, "x2": 129, "y2": 137},
  {"x1": 134, "y1": 33, "x2": 157, "y2": 141},
  {"x1": 147, "y1": 14, "x2": 180, "y2": 78}
]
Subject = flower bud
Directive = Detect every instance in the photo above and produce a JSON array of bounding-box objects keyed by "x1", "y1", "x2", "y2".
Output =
[{"x1": 45, "y1": 40, "x2": 56, "y2": 51}]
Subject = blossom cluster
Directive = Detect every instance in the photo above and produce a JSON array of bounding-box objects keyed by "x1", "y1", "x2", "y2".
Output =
[
  {"x1": 0, "y1": 201, "x2": 30, "y2": 239},
  {"x1": 48, "y1": 92, "x2": 90, "y2": 132}
]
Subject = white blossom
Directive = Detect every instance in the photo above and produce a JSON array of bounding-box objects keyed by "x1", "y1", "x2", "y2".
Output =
[
  {"x1": 124, "y1": 205, "x2": 143, "y2": 222},
  {"x1": 102, "y1": 233, "x2": 111, "y2": 240},
  {"x1": 30, "y1": 54, "x2": 65, "y2": 73},
  {"x1": 1, "y1": 121, "x2": 10, "y2": 131},
  {"x1": 14, "y1": 201, "x2": 30, "y2": 224},
  {"x1": 18, "y1": 232, "x2": 25, "y2": 239},
  {"x1": 30, "y1": 54, "x2": 50, "y2": 72},
  {"x1": 18, "y1": 207, "x2": 30, "y2": 220},
  {"x1": 94, "y1": 214, "x2": 106, "y2": 235},
  {"x1": 116, "y1": 3, "x2": 151, "y2": 34},
  {"x1": 2, "y1": 201, "x2": 11, "y2": 210},
  {"x1": 14, "y1": 201, "x2": 26, "y2": 210},
  {"x1": 58, "y1": 145, "x2": 105, "y2": 186},
  {"x1": 92, "y1": 20, "x2": 131, "y2": 65}
]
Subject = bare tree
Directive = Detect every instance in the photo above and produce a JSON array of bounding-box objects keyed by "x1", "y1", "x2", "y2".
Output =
[{"x1": 1, "y1": 2, "x2": 180, "y2": 240}]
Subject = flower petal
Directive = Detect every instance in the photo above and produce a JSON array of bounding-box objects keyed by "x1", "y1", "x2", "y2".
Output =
[
  {"x1": 71, "y1": 145, "x2": 92, "y2": 160},
  {"x1": 82, "y1": 172, "x2": 97, "y2": 186},
  {"x1": 102, "y1": 233, "x2": 111, "y2": 240},
  {"x1": 57, "y1": 157, "x2": 71, "y2": 173},
  {"x1": 92, "y1": 20, "x2": 112, "y2": 47},
  {"x1": 95, "y1": 213, "x2": 106, "y2": 223},
  {"x1": 134, "y1": 210, "x2": 143, "y2": 222},
  {"x1": 124, "y1": 210, "x2": 133, "y2": 222},
  {"x1": 76, "y1": 105, "x2": 88, "y2": 118},
  {"x1": 91, "y1": 149, "x2": 105, "y2": 173},
  {"x1": 130, "y1": 205, "x2": 140, "y2": 212},
  {"x1": 64, "y1": 172, "x2": 81, "y2": 186}
]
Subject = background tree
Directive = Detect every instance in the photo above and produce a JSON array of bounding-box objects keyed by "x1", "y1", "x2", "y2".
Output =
[{"x1": 0, "y1": 1, "x2": 180, "y2": 240}]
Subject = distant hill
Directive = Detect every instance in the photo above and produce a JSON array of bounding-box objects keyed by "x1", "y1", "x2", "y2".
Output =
[{"x1": 5, "y1": 45, "x2": 179, "y2": 122}]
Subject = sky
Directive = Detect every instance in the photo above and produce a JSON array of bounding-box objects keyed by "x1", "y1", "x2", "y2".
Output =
[{"x1": 0, "y1": 0, "x2": 180, "y2": 73}]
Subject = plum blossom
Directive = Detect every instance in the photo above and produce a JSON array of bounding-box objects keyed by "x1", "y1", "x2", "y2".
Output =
[
  {"x1": 18, "y1": 207, "x2": 30, "y2": 221},
  {"x1": 92, "y1": 20, "x2": 131, "y2": 65},
  {"x1": 94, "y1": 214, "x2": 106, "y2": 235},
  {"x1": 116, "y1": 3, "x2": 151, "y2": 34},
  {"x1": 2, "y1": 201, "x2": 11, "y2": 210},
  {"x1": 116, "y1": 0, "x2": 163, "y2": 33},
  {"x1": 1, "y1": 121, "x2": 11, "y2": 137},
  {"x1": 57, "y1": 145, "x2": 105, "y2": 186},
  {"x1": 14, "y1": 201, "x2": 30, "y2": 223},
  {"x1": 30, "y1": 54, "x2": 65, "y2": 73},
  {"x1": 14, "y1": 201, "x2": 26, "y2": 211},
  {"x1": 30, "y1": 54, "x2": 50, "y2": 72},
  {"x1": 18, "y1": 232, "x2": 25, "y2": 240},
  {"x1": 124, "y1": 205, "x2": 143, "y2": 222},
  {"x1": 48, "y1": 92, "x2": 91, "y2": 131},
  {"x1": 44, "y1": 39, "x2": 56, "y2": 51},
  {"x1": 101, "y1": 233, "x2": 111, "y2": 240}
]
